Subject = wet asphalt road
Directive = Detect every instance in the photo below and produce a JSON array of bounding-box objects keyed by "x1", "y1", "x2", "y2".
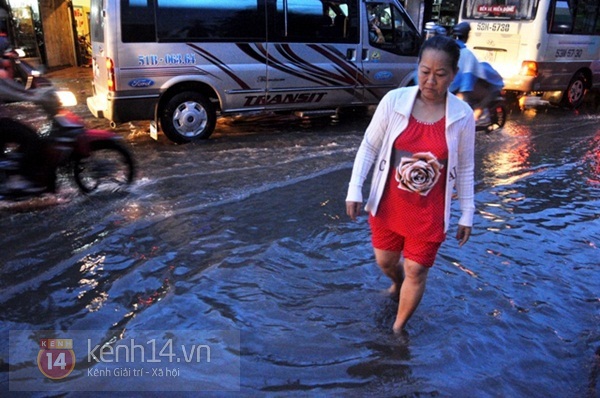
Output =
[{"x1": 1, "y1": 67, "x2": 599, "y2": 396}]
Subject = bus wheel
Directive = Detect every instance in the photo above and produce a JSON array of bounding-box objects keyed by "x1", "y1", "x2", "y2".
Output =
[
  {"x1": 160, "y1": 92, "x2": 216, "y2": 143},
  {"x1": 561, "y1": 72, "x2": 587, "y2": 109}
]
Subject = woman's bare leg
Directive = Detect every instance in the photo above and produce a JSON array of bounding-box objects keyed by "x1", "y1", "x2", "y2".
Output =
[
  {"x1": 392, "y1": 258, "x2": 429, "y2": 333},
  {"x1": 373, "y1": 248, "x2": 404, "y2": 296}
]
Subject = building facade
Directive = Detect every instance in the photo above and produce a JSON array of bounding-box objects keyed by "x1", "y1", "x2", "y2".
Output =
[{"x1": 2, "y1": 0, "x2": 89, "y2": 68}]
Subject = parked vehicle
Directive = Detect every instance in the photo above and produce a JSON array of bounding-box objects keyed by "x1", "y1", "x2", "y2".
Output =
[
  {"x1": 78, "y1": 34, "x2": 92, "y2": 67},
  {"x1": 86, "y1": 0, "x2": 423, "y2": 143},
  {"x1": 2, "y1": 47, "x2": 51, "y2": 89},
  {"x1": 0, "y1": 88, "x2": 135, "y2": 199}
]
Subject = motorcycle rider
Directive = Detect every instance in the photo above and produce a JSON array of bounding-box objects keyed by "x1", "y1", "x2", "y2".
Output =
[
  {"x1": 449, "y1": 22, "x2": 503, "y2": 125},
  {"x1": 0, "y1": 64, "x2": 60, "y2": 192}
]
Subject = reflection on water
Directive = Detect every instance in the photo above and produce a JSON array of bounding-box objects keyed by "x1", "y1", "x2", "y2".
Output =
[
  {"x1": 1, "y1": 111, "x2": 599, "y2": 396},
  {"x1": 583, "y1": 130, "x2": 600, "y2": 186},
  {"x1": 480, "y1": 123, "x2": 533, "y2": 187}
]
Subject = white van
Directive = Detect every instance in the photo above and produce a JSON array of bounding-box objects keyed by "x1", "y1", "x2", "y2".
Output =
[{"x1": 86, "y1": 0, "x2": 422, "y2": 143}]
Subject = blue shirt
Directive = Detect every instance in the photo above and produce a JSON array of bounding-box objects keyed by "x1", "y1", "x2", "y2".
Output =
[{"x1": 450, "y1": 41, "x2": 503, "y2": 93}]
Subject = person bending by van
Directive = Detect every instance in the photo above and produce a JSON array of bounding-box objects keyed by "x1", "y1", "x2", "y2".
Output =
[
  {"x1": 346, "y1": 35, "x2": 475, "y2": 334},
  {"x1": 449, "y1": 22, "x2": 503, "y2": 125}
]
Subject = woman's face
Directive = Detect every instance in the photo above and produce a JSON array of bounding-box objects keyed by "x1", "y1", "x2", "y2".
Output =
[{"x1": 417, "y1": 48, "x2": 456, "y2": 103}]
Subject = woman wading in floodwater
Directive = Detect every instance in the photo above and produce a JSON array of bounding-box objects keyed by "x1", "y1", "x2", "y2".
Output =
[{"x1": 346, "y1": 35, "x2": 475, "y2": 333}]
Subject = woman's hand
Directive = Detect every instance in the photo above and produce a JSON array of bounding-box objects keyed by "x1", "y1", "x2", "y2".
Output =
[
  {"x1": 456, "y1": 225, "x2": 471, "y2": 247},
  {"x1": 346, "y1": 201, "x2": 362, "y2": 221}
]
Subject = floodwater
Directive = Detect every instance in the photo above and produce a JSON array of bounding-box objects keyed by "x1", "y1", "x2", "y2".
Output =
[{"x1": 1, "y1": 102, "x2": 599, "y2": 397}]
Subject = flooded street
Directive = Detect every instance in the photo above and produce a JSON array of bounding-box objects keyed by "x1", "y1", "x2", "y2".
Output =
[{"x1": 1, "y1": 83, "x2": 600, "y2": 396}]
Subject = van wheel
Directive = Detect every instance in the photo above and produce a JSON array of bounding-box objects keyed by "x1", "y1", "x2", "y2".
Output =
[
  {"x1": 561, "y1": 72, "x2": 587, "y2": 109},
  {"x1": 160, "y1": 92, "x2": 216, "y2": 143}
]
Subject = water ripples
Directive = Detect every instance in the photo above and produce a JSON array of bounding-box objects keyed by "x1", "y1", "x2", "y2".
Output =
[{"x1": 1, "y1": 111, "x2": 599, "y2": 396}]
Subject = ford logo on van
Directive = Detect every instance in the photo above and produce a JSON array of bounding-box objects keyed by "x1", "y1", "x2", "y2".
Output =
[
  {"x1": 128, "y1": 79, "x2": 155, "y2": 88},
  {"x1": 374, "y1": 71, "x2": 393, "y2": 81}
]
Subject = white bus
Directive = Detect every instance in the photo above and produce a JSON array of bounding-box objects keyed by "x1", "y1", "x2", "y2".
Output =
[
  {"x1": 86, "y1": 0, "x2": 422, "y2": 143},
  {"x1": 459, "y1": 0, "x2": 600, "y2": 108}
]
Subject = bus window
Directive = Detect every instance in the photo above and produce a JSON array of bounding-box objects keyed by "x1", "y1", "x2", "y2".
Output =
[
  {"x1": 550, "y1": 0, "x2": 573, "y2": 33},
  {"x1": 572, "y1": 0, "x2": 600, "y2": 34},
  {"x1": 154, "y1": 0, "x2": 266, "y2": 41}
]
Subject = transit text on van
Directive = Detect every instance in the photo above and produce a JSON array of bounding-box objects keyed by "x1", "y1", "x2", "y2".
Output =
[{"x1": 243, "y1": 93, "x2": 327, "y2": 107}]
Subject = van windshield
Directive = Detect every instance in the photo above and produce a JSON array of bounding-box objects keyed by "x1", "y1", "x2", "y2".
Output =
[{"x1": 461, "y1": 0, "x2": 540, "y2": 20}]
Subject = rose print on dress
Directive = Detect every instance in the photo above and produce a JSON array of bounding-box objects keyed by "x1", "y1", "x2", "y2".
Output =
[{"x1": 395, "y1": 151, "x2": 444, "y2": 196}]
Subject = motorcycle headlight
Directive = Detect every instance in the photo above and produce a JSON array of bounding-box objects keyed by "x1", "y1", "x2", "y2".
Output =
[{"x1": 56, "y1": 90, "x2": 77, "y2": 107}]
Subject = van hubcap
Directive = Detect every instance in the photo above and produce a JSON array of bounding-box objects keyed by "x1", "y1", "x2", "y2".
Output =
[{"x1": 173, "y1": 101, "x2": 208, "y2": 137}]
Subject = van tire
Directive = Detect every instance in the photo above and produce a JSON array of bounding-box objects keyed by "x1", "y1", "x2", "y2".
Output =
[
  {"x1": 561, "y1": 72, "x2": 587, "y2": 109},
  {"x1": 161, "y1": 92, "x2": 216, "y2": 143}
]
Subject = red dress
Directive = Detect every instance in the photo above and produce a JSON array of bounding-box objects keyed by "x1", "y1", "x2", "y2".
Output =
[{"x1": 371, "y1": 115, "x2": 448, "y2": 242}]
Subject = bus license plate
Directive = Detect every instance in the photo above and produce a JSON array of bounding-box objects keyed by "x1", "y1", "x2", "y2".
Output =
[{"x1": 475, "y1": 22, "x2": 511, "y2": 33}]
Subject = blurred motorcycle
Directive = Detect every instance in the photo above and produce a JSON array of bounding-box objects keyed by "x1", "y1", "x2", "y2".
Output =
[
  {"x1": 0, "y1": 86, "x2": 135, "y2": 199},
  {"x1": 476, "y1": 95, "x2": 508, "y2": 133}
]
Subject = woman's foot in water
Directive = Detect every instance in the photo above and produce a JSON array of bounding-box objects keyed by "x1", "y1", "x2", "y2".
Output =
[{"x1": 392, "y1": 320, "x2": 405, "y2": 334}]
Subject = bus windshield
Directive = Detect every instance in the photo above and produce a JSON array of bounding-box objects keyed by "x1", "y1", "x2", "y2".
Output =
[{"x1": 461, "y1": 0, "x2": 540, "y2": 20}]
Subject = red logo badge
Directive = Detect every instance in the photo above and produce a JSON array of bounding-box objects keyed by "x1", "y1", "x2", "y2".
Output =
[{"x1": 37, "y1": 338, "x2": 76, "y2": 379}]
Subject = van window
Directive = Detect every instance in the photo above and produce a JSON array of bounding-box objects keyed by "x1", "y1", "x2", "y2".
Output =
[
  {"x1": 274, "y1": 0, "x2": 359, "y2": 43},
  {"x1": 122, "y1": 0, "x2": 267, "y2": 42},
  {"x1": 367, "y1": 2, "x2": 420, "y2": 56},
  {"x1": 120, "y1": 0, "x2": 362, "y2": 43},
  {"x1": 121, "y1": 0, "x2": 156, "y2": 42},
  {"x1": 90, "y1": 0, "x2": 105, "y2": 42}
]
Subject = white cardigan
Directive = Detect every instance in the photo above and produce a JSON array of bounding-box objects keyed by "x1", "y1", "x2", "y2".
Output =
[{"x1": 346, "y1": 85, "x2": 476, "y2": 232}]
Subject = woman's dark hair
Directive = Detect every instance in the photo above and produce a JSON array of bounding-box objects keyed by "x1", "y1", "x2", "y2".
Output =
[{"x1": 418, "y1": 35, "x2": 460, "y2": 73}]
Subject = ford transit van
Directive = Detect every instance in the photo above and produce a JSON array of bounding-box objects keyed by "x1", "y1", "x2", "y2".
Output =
[{"x1": 87, "y1": 0, "x2": 422, "y2": 143}]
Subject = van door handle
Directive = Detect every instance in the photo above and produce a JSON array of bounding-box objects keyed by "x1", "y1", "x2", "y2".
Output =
[
  {"x1": 362, "y1": 49, "x2": 369, "y2": 61},
  {"x1": 346, "y1": 49, "x2": 356, "y2": 61}
]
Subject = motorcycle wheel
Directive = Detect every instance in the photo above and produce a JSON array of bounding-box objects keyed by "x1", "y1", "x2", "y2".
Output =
[{"x1": 73, "y1": 140, "x2": 135, "y2": 193}]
